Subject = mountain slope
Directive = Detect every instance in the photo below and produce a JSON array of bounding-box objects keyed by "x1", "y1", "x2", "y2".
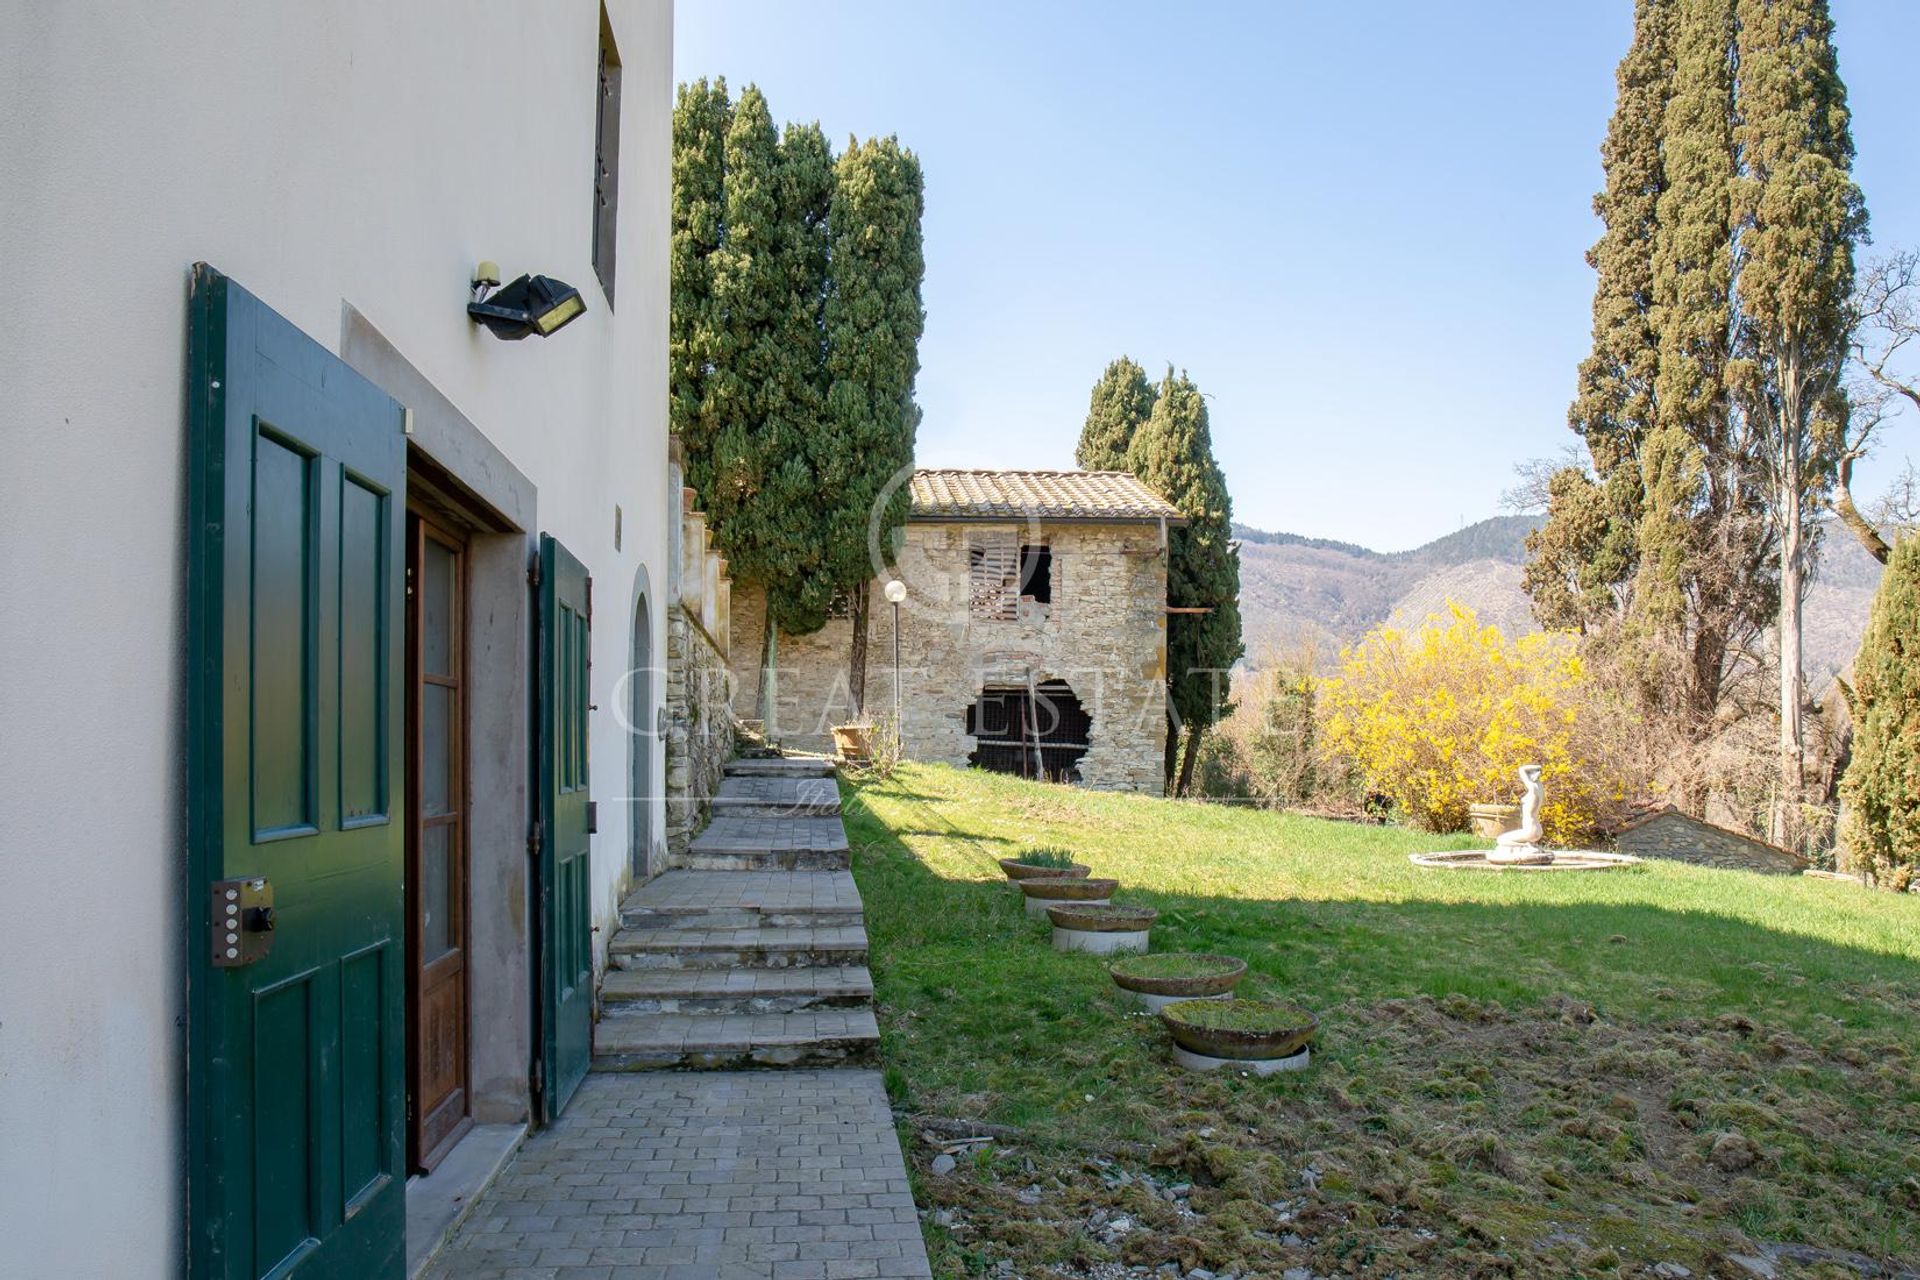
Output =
[{"x1": 1236, "y1": 514, "x2": 1881, "y2": 681}]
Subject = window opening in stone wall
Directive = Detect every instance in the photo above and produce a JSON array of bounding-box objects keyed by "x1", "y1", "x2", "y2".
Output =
[
  {"x1": 965, "y1": 680, "x2": 1091, "y2": 782},
  {"x1": 1019, "y1": 545, "x2": 1051, "y2": 605}
]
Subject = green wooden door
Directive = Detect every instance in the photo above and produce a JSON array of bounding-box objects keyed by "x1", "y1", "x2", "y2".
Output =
[
  {"x1": 538, "y1": 534, "x2": 594, "y2": 1119},
  {"x1": 186, "y1": 265, "x2": 408, "y2": 1280}
]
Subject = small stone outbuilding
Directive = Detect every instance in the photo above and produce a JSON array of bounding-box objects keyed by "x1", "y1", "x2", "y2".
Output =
[
  {"x1": 730, "y1": 469, "x2": 1184, "y2": 794},
  {"x1": 1614, "y1": 807, "x2": 1810, "y2": 874}
]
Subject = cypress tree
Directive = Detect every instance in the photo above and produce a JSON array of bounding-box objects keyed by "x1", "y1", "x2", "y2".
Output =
[
  {"x1": 1641, "y1": 0, "x2": 1737, "y2": 638},
  {"x1": 1076, "y1": 357, "x2": 1156, "y2": 471},
  {"x1": 1127, "y1": 370, "x2": 1243, "y2": 795},
  {"x1": 670, "y1": 78, "x2": 731, "y2": 457},
  {"x1": 822, "y1": 136, "x2": 925, "y2": 714},
  {"x1": 1728, "y1": 0, "x2": 1866, "y2": 833},
  {"x1": 1838, "y1": 536, "x2": 1920, "y2": 889},
  {"x1": 673, "y1": 87, "x2": 840, "y2": 727},
  {"x1": 1528, "y1": 0, "x2": 1672, "y2": 632}
]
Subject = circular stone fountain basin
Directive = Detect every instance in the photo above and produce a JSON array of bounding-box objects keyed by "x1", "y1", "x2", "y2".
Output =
[
  {"x1": 1109, "y1": 953, "x2": 1246, "y2": 1011},
  {"x1": 1020, "y1": 876, "x2": 1116, "y2": 918},
  {"x1": 1408, "y1": 850, "x2": 1641, "y2": 871},
  {"x1": 998, "y1": 857, "x2": 1092, "y2": 882},
  {"x1": 1047, "y1": 903, "x2": 1155, "y2": 954},
  {"x1": 1161, "y1": 998, "x2": 1317, "y2": 1073}
]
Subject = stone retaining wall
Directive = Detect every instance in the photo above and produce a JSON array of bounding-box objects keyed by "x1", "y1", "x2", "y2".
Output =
[
  {"x1": 1616, "y1": 809, "x2": 1808, "y2": 875},
  {"x1": 662, "y1": 461, "x2": 737, "y2": 859},
  {"x1": 664, "y1": 604, "x2": 735, "y2": 856}
]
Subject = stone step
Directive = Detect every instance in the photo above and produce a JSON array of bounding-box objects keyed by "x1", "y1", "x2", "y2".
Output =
[
  {"x1": 598, "y1": 965, "x2": 874, "y2": 1015},
  {"x1": 618, "y1": 869, "x2": 864, "y2": 931},
  {"x1": 690, "y1": 815, "x2": 850, "y2": 857},
  {"x1": 607, "y1": 923, "x2": 868, "y2": 971},
  {"x1": 591, "y1": 1008, "x2": 880, "y2": 1071},
  {"x1": 672, "y1": 849, "x2": 853, "y2": 873},
  {"x1": 723, "y1": 757, "x2": 837, "y2": 778},
  {"x1": 709, "y1": 774, "x2": 841, "y2": 816},
  {"x1": 620, "y1": 901, "x2": 863, "y2": 931}
]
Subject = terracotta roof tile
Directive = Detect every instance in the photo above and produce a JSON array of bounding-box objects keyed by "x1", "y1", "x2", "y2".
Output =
[{"x1": 908, "y1": 469, "x2": 1184, "y2": 523}]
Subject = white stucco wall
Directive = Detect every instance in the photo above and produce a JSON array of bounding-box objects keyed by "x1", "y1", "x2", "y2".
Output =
[{"x1": 0, "y1": 3, "x2": 673, "y2": 1274}]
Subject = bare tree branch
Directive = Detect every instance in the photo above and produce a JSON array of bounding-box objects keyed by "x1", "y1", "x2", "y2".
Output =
[
  {"x1": 1842, "y1": 250, "x2": 1920, "y2": 564},
  {"x1": 1501, "y1": 444, "x2": 1588, "y2": 515}
]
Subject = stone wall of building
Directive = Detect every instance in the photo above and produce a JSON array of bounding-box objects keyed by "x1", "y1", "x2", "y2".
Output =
[
  {"x1": 665, "y1": 479, "x2": 736, "y2": 857},
  {"x1": 731, "y1": 518, "x2": 1170, "y2": 793},
  {"x1": 1616, "y1": 810, "x2": 1809, "y2": 874},
  {"x1": 665, "y1": 604, "x2": 735, "y2": 856}
]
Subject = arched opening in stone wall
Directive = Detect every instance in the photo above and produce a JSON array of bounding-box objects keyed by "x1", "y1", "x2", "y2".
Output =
[{"x1": 965, "y1": 680, "x2": 1091, "y2": 783}]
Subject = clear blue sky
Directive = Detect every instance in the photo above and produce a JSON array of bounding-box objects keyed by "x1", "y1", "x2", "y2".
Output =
[{"x1": 675, "y1": 1, "x2": 1920, "y2": 552}]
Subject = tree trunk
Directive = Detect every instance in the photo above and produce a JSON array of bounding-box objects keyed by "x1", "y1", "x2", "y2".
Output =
[
  {"x1": 1176, "y1": 725, "x2": 1205, "y2": 798},
  {"x1": 756, "y1": 613, "x2": 780, "y2": 741},
  {"x1": 1162, "y1": 715, "x2": 1180, "y2": 795},
  {"x1": 1835, "y1": 452, "x2": 1892, "y2": 565},
  {"x1": 1775, "y1": 403, "x2": 1807, "y2": 845},
  {"x1": 848, "y1": 586, "x2": 870, "y2": 721}
]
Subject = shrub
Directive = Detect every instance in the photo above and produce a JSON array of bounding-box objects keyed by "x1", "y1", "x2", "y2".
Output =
[
  {"x1": 1839, "y1": 536, "x2": 1920, "y2": 890},
  {"x1": 1013, "y1": 847, "x2": 1079, "y2": 869},
  {"x1": 1318, "y1": 604, "x2": 1631, "y2": 843},
  {"x1": 1247, "y1": 668, "x2": 1318, "y2": 804}
]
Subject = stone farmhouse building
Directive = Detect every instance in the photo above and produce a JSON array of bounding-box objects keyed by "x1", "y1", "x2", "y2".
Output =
[{"x1": 731, "y1": 469, "x2": 1184, "y2": 794}]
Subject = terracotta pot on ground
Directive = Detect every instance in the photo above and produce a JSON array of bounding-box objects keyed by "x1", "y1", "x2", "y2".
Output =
[
  {"x1": 1046, "y1": 903, "x2": 1156, "y2": 954},
  {"x1": 1108, "y1": 953, "x2": 1247, "y2": 1011},
  {"x1": 1017, "y1": 876, "x2": 1116, "y2": 918},
  {"x1": 998, "y1": 857, "x2": 1092, "y2": 882}
]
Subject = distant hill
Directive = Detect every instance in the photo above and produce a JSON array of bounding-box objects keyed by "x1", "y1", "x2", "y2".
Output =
[{"x1": 1234, "y1": 514, "x2": 1881, "y2": 683}]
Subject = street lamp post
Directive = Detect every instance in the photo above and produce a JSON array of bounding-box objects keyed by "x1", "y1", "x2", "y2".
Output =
[{"x1": 883, "y1": 579, "x2": 908, "y2": 730}]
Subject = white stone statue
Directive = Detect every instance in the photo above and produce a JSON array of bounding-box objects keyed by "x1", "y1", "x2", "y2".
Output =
[{"x1": 1488, "y1": 764, "x2": 1553, "y2": 864}]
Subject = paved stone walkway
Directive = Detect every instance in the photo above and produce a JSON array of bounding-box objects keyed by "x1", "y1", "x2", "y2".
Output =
[
  {"x1": 427, "y1": 757, "x2": 929, "y2": 1280},
  {"x1": 424, "y1": 1070, "x2": 929, "y2": 1280}
]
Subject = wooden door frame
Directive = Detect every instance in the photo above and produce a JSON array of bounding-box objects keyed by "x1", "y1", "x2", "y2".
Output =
[{"x1": 404, "y1": 505, "x2": 474, "y2": 1172}]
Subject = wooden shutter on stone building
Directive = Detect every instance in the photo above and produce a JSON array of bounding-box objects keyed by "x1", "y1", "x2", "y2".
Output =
[{"x1": 969, "y1": 543, "x2": 1019, "y2": 621}]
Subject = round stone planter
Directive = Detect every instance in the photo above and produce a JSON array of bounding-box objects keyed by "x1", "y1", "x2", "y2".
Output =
[
  {"x1": 1019, "y1": 876, "x2": 1116, "y2": 919},
  {"x1": 1109, "y1": 953, "x2": 1247, "y2": 1011},
  {"x1": 1047, "y1": 903, "x2": 1156, "y2": 954},
  {"x1": 998, "y1": 857, "x2": 1092, "y2": 882},
  {"x1": 1172, "y1": 1043, "x2": 1312, "y2": 1075},
  {"x1": 1160, "y1": 998, "x2": 1317, "y2": 1072}
]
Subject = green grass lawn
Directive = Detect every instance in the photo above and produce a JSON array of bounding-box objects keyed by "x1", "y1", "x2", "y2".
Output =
[{"x1": 844, "y1": 762, "x2": 1920, "y2": 1279}]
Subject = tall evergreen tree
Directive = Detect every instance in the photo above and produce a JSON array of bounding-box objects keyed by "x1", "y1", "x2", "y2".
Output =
[
  {"x1": 822, "y1": 136, "x2": 925, "y2": 715},
  {"x1": 1526, "y1": 0, "x2": 1780, "y2": 814},
  {"x1": 1642, "y1": 0, "x2": 1739, "y2": 644},
  {"x1": 671, "y1": 86, "x2": 840, "y2": 727},
  {"x1": 1527, "y1": 0, "x2": 1672, "y2": 632},
  {"x1": 1127, "y1": 370, "x2": 1243, "y2": 795},
  {"x1": 1838, "y1": 535, "x2": 1920, "y2": 889},
  {"x1": 1076, "y1": 357, "x2": 1156, "y2": 471},
  {"x1": 1728, "y1": 0, "x2": 1866, "y2": 834},
  {"x1": 670, "y1": 78, "x2": 731, "y2": 457}
]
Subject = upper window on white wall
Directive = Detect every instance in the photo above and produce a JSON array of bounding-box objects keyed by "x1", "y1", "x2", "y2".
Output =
[{"x1": 592, "y1": 7, "x2": 622, "y2": 307}]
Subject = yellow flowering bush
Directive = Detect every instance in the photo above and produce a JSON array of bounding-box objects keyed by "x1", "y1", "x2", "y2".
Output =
[{"x1": 1319, "y1": 604, "x2": 1626, "y2": 843}]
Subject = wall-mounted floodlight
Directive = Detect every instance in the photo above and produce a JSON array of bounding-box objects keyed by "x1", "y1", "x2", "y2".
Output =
[{"x1": 467, "y1": 261, "x2": 586, "y2": 340}]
